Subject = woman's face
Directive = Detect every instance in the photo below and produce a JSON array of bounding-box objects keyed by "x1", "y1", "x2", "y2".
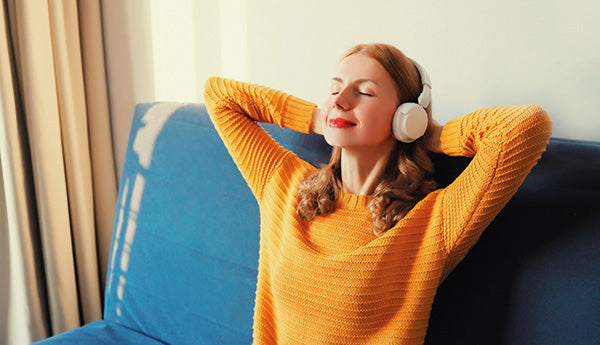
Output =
[{"x1": 323, "y1": 53, "x2": 399, "y2": 151}]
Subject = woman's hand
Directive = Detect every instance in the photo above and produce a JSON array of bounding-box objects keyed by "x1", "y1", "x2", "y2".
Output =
[
  {"x1": 310, "y1": 99, "x2": 334, "y2": 135},
  {"x1": 422, "y1": 117, "x2": 444, "y2": 154},
  {"x1": 310, "y1": 107, "x2": 325, "y2": 135}
]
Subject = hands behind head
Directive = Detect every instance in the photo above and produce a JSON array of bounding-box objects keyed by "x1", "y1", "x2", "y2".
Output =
[
  {"x1": 311, "y1": 99, "x2": 334, "y2": 136},
  {"x1": 422, "y1": 117, "x2": 443, "y2": 154}
]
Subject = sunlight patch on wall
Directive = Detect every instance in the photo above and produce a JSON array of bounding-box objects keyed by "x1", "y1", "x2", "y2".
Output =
[
  {"x1": 218, "y1": 0, "x2": 248, "y2": 81},
  {"x1": 148, "y1": 0, "x2": 248, "y2": 101},
  {"x1": 150, "y1": 0, "x2": 197, "y2": 102}
]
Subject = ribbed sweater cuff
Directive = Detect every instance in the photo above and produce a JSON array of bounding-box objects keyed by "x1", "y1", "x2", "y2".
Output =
[
  {"x1": 440, "y1": 117, "x2": 464, "y2": 156},
  {"x1": 281, "y1": 95, "x2": 317, "y2": 134}
]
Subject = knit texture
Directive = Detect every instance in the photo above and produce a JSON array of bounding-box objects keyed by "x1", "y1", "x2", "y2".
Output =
[{"x1": 203, "y1": 76, "x2": 552, "y2": 345}]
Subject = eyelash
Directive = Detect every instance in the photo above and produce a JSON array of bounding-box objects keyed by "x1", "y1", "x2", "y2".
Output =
[{"x1": 330, "y1": 91, "x2": 373, "y2": 96}]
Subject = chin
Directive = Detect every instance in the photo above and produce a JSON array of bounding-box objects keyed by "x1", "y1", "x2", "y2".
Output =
[
  {"x1": 324, "y1": 137, "x2": 362, "y2": 150},
  {"x1": 323, "y1": 132, "x2": 347, "y2": 148},
  {"x1": 324, "y1": 131, "x2": 394, "y2": 150}
]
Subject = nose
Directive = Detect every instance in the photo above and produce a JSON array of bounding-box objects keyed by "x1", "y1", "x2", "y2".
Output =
[{"x1": 333, "y1": 87, "x2": 354, "y2": 111}]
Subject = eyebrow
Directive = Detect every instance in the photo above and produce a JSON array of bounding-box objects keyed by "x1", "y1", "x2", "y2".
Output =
[{"x1": 331, "y1": 77, "x2": 378, "y2": 85}]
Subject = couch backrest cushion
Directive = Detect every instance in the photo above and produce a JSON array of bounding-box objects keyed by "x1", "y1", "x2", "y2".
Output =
[
  {"x1": 426, "y1": 138, "x2": 600, "y2": 345},
  {"x1": 103, "y1": 103, "x2": 330, "y2": 345}
]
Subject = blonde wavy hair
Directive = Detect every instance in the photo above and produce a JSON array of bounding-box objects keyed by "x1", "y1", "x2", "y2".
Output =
[{"x1": 296, "y1": 43, "x2": 437, "y2": 235}]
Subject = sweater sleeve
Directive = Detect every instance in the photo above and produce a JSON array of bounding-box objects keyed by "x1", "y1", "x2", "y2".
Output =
[
  {"x1": 203, "y1": 76, "x2": 317, "y2": 202},
  {"x1": 438, "y1": 104, "x2": 552, "y2": 272}
]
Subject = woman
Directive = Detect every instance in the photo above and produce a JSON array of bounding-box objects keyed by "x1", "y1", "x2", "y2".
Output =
[{"x1": 203, "y1": 43, "x2": 552, "y2": 345}]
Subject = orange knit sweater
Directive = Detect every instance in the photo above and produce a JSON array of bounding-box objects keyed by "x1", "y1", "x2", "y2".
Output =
[{"x1": 203, "y1": 76, "x2": 552, "y2": 345}]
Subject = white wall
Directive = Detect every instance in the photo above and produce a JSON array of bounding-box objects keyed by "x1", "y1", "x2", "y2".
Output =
[
  {"x1": 245, "y1": 0, "x2": 600, "y2": 141},
  {"x1": 103, "y1": 0, "x2": 600, "y2": 176}
]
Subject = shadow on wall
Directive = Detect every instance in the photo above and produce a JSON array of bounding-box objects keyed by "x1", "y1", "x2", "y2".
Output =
[{"x1": 101, "y1": 0, "x2": 155, "y2": 181}]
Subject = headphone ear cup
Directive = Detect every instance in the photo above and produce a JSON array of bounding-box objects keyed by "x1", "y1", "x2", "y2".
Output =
[{"x1": 392, "y1": 103, "x2": 428, "y2": 143}]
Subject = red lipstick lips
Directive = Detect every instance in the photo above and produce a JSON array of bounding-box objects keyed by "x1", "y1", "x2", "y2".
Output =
[{"x1": 328, "y1": 118, "x2": 356, "y2": 128}]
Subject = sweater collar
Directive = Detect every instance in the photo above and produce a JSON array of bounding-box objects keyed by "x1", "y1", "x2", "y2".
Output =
[{"x1": 337, "y1": 191, "x2": 371, "y2": 210}]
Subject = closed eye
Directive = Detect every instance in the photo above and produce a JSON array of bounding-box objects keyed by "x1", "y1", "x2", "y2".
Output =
[{"x1": 359, "y1": 92, "x2": 373, "y2": 96}]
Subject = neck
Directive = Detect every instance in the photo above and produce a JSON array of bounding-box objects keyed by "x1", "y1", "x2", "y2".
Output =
[{"x1": 340, "y1": 143, "x2": 396, "y2": 195}]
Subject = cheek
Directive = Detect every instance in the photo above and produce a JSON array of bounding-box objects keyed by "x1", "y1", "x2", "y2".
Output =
[{"x1": 363, "y1": 103, "x2": 396, "y2": 132}]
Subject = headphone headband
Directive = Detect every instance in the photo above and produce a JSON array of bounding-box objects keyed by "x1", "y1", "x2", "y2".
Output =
[{"x1": 410, "y1": 59, "x2": 431, "y2": 108}]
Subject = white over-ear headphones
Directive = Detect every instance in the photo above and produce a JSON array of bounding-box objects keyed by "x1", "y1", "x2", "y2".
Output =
[{"x1": 392, "y1": 59, "x2": 432, "y2": 143}]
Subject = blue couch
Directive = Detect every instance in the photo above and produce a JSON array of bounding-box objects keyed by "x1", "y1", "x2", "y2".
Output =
[{"x1": 35, "y1": 103, "x2": 600, "y2": 344}]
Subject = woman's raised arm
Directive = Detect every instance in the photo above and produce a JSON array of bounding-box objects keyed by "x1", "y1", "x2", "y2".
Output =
[
  {"x1": 203, "y1": 77, "x2": 316, "y2": 202},
  {"x1": 437, "y1": 105, "x2": 553, "y2": 274}
]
